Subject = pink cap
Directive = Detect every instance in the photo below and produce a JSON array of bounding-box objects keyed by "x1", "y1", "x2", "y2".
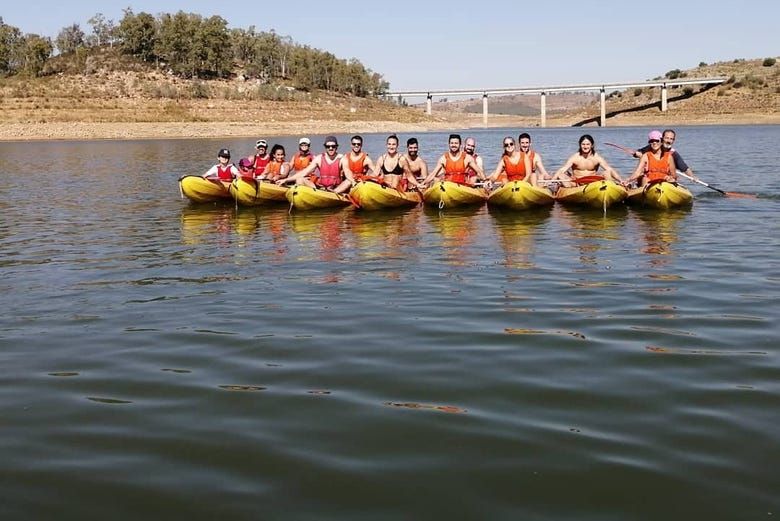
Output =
[{"x1": 648, "y1": 130, "x2": 662, "y2": 141}]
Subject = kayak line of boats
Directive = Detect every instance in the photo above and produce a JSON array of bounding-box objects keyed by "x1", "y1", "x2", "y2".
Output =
[{"x1": 178, "y1": 175, "x2": 694, "y2": 212}]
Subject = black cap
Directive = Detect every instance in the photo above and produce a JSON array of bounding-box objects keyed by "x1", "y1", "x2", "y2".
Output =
[
  {"x1": 324, "y1": 136, "x2": 338, "y2": 146},
  {"x1": 218, "y1": 148, "x2": 230, "y2": 158}
]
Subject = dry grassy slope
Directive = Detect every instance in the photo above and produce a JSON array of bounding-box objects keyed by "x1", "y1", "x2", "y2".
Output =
[{"x1": 573, "y1": 58, "x2": 780, "y2": 122}]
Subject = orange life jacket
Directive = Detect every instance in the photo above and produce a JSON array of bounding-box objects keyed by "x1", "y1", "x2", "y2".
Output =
[
  {"x1": 503, "y1": 151, "x2": 535, "y2": 181},
  {"x1": 645, "y1": 150, "x2": 673, "y2": 183},
  {"x1": 444, "y1": 152, "x2": 467, "y2": 184},
  {"x1": 292, "y1": 152, "x2": 313, "y2": 171},
  {"x1": 265, "y1": 161, "x2": 283, "y2": 179},
  {"x1": 347, "y1": 152, "x2": 369, "y2": 177}
]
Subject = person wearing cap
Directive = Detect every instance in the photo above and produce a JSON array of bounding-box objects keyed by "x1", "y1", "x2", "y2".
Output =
[
  {"x1": 631, "y1": 129, "x2": 700, "y2": 183},
  {"x1": 288, "y1": 137, "x2": 314, "y2": 174},
  {"x1": 340, "y1": 135, "x2": 375, "y2": 184},
  {"x1": 551, "y1": 134, "x2": 623, "y2": 187},
  {"x1": 203, "y1": 148, "x2": 239, "y2": 181},
  {"x1": 278, "y1": 136, "x2": 351, "y2": 193},
  {"x1": 237, "y1": 157, "x2": 255, "y2": 178},
  {"x1": 252, "y1": 139, "x2": 271, "y2": 176},
  {"x1": 625, "y1": 130, "x2": 677, "y2": 187},
  {"x1": 422, "y1": 134, "x2": 485, "y2": 186},
  {"x1": 463, "y1": 137, "x2": 484, "y2": 185}
]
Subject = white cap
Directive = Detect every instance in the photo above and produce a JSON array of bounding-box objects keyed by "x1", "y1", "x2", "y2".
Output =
[
  {"x1": 299, "y1": 137, "x2": 311, "y2": 145},
  {"x1": 255, "y1": 139, "x2": 268, "y2": 148}
]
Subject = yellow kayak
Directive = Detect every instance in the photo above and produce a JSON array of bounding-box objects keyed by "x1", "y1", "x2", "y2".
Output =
[
  {"x1": 627, "y1": 182, "x2": 693, "y2": 209},
  {"x1": 555, "y1": 179, "x2": 627, "y2": 210},
  {"x1": 350, "y1": 180, "x2": 422, "y2": 210},
  {"x1": 487, "y1": 180, "x2": 554, "y2": 210},
  {"x1": 423, "y1": 181, "x2": 488, "y2": 208},
  {"x1": 229, "y1": 177, "x2": 290, "y2": 206},
  {"x1": 286, "y1": 185, "x2": 354, "y2": 211},
  {"x1": 179, "y1": 175, "x2": 232, "y2": 203}
]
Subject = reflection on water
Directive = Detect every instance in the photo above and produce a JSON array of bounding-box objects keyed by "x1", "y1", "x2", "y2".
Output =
[{"x1": 1, "y1": 128, "x2": 779, "y2": 521}]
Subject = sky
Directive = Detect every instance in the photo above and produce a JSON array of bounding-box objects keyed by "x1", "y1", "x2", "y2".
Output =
[{"x1": 3, "y1": 1, "x2": 778, "y2": 94}]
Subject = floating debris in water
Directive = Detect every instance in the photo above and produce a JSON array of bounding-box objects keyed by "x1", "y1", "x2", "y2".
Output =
[
  {"x1": 307, "y1": 390, "x2": 331, "y2": 395},
  {"x1": 218, "y1": 385, "x2": 266, "y2": 392},
  {"x1": 161, "y1": 368, "x2": 192, "y2": 374},
  {"x1": 87, "y1": 397, "x2": 132, "y2": 404},
  {"x1": 48, "y1": 372, "x2": 79, "y2": 377},
  {"x1": 385, "y1": 402, "x2": 466, "y2": 414},
  {"x1": 504, "y1": 328, "x2": 586, "y2": 339},
  {"x1": 646, "y1": 346, "x2": 767, "y2": 356}
]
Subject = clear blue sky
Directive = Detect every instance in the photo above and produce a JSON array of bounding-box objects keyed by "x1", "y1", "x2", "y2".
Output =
[{"x1": 3, "y1": 1, "x2": 777, "y2": 92}]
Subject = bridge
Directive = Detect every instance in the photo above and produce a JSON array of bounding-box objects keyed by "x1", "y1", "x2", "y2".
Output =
[{"x1": 386, "y1": 77, "x2": 729, "y2": 127}]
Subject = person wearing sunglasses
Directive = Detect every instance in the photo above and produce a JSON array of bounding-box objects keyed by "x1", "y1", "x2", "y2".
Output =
[
  {"x1": 256, "y1": 144, "x2": 290, "y2": 182},
  {"x1": 552, "y1": 134, "x2": 624, "y2": 187},
  {"x1": 340, "y1": 135, "x2": 375, "y2": 185},
  {"x1": 423, "y1": 134, "x2": 485, "y2": 186},
  {"x1": 487, "y1": 133, "x2": 550, "y2": 187},
  {"x1": 278, "y1": 136, "x2": 351, "y2": 193},
  {"x1": 630, "y1": 129, "x2": 699, "y2": 183},
  {"x1": 625, "y1": 130, "x2": 677, "y2": 187}
]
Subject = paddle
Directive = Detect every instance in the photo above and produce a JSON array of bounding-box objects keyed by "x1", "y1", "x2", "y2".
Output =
[{"x1": 605, "y1": 142, "x2": 756, "y2": 198}]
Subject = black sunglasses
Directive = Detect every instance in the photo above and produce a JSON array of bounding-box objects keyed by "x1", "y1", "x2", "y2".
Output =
[
  {"x1": 325, "y1": 144, "x2": 338, "y2": 149},
  {"x1": 503, "y1": 142, "x2": 514, "y2": 147},
  {"x1": 351, "y1": 142, "x2": 362, "y2": 146}
]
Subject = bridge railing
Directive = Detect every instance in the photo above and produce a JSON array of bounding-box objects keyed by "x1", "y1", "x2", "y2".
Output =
[{"x1": 385, "y1": 77, "x2": 729, "y2": 127}]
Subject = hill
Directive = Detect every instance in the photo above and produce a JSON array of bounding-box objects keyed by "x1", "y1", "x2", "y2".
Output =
[{"x1": 0, "y1": 52, "x2": 777, "y2": 141}]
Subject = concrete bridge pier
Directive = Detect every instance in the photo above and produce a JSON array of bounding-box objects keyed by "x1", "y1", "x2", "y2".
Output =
[
  {"x1": 540, "y1": 92, "x2": 547, "y2": 127},
  {"x1": 426, "y1": 94, "x2": 432, "y2": 115},
  {"x1": 600, "y1": 87, "x2": 606, "y2": 127},
  {"x1": 661, "y1": 83, "x2": 668, "y2": 112},
  {"x1": 482, "y1": 94, "x2": 489, "y2": 127}
]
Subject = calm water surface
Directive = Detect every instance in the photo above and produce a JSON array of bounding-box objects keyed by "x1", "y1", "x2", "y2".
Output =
[{"x1": 1, "y1": 125, "x2": 779, "y2": 520}]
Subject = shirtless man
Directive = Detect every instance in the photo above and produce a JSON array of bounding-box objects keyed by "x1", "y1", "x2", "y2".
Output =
[
  {"x1": 423, "y1": 134, "x2": 485, "y2": 186},
  {"x1": 463, "y1": 137, "x2": 484, "y2": 185},
  {"x1": 340, "y1": 135, "x2": 374, "y2": 185},
  {"x1": 372, "y1": 134, "x2": 423, "y2": 190},
  {"x1": 552, "y1": 134, "x2": 623, "y2": 187},
  {"x1": 402, "y1": 137, "x2": 428, "y2": 183}
]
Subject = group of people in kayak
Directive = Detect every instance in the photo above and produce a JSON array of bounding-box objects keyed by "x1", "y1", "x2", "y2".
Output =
[{"x1": 204, "y1": 129, "x2": 698, "y2": 192}]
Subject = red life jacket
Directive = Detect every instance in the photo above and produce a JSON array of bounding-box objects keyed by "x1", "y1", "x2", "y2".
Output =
[
  {"x1": 317, "y1": 154, "x2": 342, "y2": 187},
  {"x1": 216, "y1": 165, "x2": 234, "y2": 181},
  {"x1": 253, "y1": 154, "x2": 271, "y2": 175}
]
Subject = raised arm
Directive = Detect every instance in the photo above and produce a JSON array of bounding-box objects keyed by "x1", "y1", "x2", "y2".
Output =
[{"x1": 279, "y1": 156, "x2": 319, "y2": 184}]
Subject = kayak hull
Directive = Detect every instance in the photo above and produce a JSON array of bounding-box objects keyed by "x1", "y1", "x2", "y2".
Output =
[
  {"x1": 286, "y1": 185, "x2": 353, "y2": 210},
  {"x1": 179, "y1": 175, "x2": 232, "y2": 203},
  {"x1": 229, "y1": 177, "x2": 290, "y2": 206},
  {"x1": 423, "y1": 181, "x2": 488, "y2": 208},
  {"x1": 555, "y1": 180, "x2": 628, "y2": 209},
  {"x1": 627, "y1": 182, "x2": 693, "y2": 209},
  {"x1": 488, "y1": 180, "x2": 554, "y2": 210},
  {"x1": 350, "y1": 181, "x2": 421, "y2": 210}
]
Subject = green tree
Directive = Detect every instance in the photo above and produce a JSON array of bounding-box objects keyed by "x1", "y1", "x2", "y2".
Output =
[
  {"x1": 18, "y1": 33, "x2": 53, "y2": 76},
  {"x1": 231, "y1": 26, "x2": 257, "y2": 64},
  {"x1": 195, "y1": 15, "x2": 231, "y2": 77},
  {"x1": 156, "y1": 11, "x2": 197, "y2": 75},
  {"x1": 55, "y1": 23, "x2": 85, "y2": 54},
  {"x1": 87, "y1": 13, "x2": 115, "y2": 47},
  {"x1": 0, "y1": 17, "x2": 23, "y2": 74},
  {"x1": 117, "y1": 8, "x2": 157, "y2": 62}
]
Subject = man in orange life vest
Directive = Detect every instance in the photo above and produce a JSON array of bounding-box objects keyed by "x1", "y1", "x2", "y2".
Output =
[
  {"x1": 277, "y1": 136, "x2": 352, "y2": 194},
  {"x1": 625, "y1": 130, "x2": 677, "y2": 187},
  {"x1": 422, "y1": 134, "x2": 485, "y2": 186},
  {"x1": 287, "y1": 137, "x2": 314, "y2": 175},
  {"x1": 340, "y1": 135, "x2": 375, "y2": 185},
  {"x1": 203, "y1": 148, "x2": 239, "y2": 181}
]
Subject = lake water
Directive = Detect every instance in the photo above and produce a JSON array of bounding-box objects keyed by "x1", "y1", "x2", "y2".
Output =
[{"x1": 1, "y1": 125, "x2": 778, "y2": 520}]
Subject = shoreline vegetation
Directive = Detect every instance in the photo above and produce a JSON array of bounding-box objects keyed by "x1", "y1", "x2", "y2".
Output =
[{"x1": 0, "y1": 11, "x2": 776, "y2": 142}]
